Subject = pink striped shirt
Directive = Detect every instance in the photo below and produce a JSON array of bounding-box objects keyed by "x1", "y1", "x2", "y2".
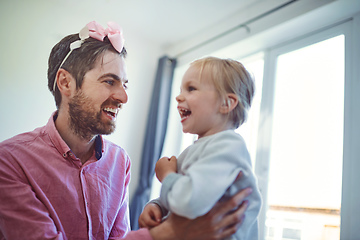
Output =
[{"x1": 0, "y1": 112, "x2": 152, "y2": 240}]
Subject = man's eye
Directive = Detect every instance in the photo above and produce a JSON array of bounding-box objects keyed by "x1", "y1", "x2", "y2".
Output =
[
  {"x1": 105, "y1": 80, "x2": 114, "y2": 86},
  {"x1": 123, "y1": 83, "x2": 128, "y2": 90}
]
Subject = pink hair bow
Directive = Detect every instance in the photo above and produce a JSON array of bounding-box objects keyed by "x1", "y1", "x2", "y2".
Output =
[
  {"x1": 53, "y1": 21, "x2": 125, "y2": 92},
  {"x1": 86, "y1": 21, "x2": 125, "y2": 53}
]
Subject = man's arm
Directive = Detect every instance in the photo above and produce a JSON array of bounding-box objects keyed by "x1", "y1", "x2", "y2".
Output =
[
  {"x1": 149, "y1": 185, "x2": 252, "y2": 240},
  {"x1": 0, "y1": 155, "x2": 66, "y2": 240}
]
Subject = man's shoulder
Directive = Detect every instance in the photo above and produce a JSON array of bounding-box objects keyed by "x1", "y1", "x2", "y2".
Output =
[
  {"x1": 101, "y1": 137, "x2": 129, "y2": 157},
  {"x1": 0, "y1": 127, "x2": 44, "y2": 146},
  {"x1": 102, "y1": 137, "x2": 122, "y2": 149},
  {"x1": 0, "y1": 126, "x2": 45, "y2": 150}
]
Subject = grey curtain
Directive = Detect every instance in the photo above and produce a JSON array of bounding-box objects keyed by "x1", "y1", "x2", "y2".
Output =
[{"x1": 129, "y1": 56, "x2": 177, "y2": 230}]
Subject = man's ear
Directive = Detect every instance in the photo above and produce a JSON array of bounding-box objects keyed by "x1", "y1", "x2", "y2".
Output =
[
  {"x1": 56, "y1": 69, "x2": 75, "y2": 97},
  {"x1": 220, "y1": 93, "x2": 238, "y2": 114}
]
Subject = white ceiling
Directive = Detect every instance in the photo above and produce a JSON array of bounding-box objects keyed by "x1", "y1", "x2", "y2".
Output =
[
  {"x1": 109, "y1": 0, "x2": 261, "y2": 45},
  {"x1": 23, "y1": 0, "x2": 266, "y2": 48},
  {"x1": 2, "y1": 0, "x2": 302, "y2": 54}
]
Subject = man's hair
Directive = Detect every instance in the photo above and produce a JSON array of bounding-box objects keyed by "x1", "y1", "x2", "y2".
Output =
[
  {"x1": 47, "y1": 34, "x2": 127, "y2": 108},
  {"x1": 191, "y1": 57, "x2": 255, "y2": 128}
]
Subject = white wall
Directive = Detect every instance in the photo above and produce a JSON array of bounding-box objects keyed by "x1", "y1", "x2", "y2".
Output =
[{"x1": 0, "y1": 1, "x2": 163, "y2": 199}]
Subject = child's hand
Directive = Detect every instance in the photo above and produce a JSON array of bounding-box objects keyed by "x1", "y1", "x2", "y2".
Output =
[
  {"x1": 138, "y1": 203, "x2": 163, "y2": 229},
  {"x1": 155, "y1": 156, "x2": 177, "y2": 182}
]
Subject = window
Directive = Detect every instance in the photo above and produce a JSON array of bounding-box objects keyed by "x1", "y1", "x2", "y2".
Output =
[
  {"x1": 264, "y1": 35, "x2": 344, "y2": 240},
  {"x1": 172, "y1": 35, "x2": 344, "y2": 240},
  {"x1": 151, "y1": 17, "x2": 360, "y2": 239}
]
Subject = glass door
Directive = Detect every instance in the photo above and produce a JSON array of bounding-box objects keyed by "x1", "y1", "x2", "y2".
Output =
[{"x1": 263, "y1": 34, "x2": 345, "y2": 240}]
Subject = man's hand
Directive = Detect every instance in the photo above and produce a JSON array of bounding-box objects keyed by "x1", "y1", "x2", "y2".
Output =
[
  {"x1": 149, "y1": 172, "x2": 252, "y2": 240},
  {"x1": 169, "y1": 189, "x2": 251, "y2": 240},
  {"x1": 155, "y1": 156, "x2": 177, "y2": 182}
]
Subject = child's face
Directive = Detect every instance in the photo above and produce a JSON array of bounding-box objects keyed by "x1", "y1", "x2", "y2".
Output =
[{"x1": 176, "y1": 65, "x2": 227, "y2": 138}]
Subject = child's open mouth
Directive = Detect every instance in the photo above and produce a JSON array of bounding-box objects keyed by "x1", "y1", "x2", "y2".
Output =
[{"x1": 178, "y1": 107, "x2": 191, "y2": 122}]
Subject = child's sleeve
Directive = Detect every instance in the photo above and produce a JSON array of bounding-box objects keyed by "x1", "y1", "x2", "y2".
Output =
[
  {"x1": 159, "y1": 132, "x2": 253, "y2": 219},
  {"x1": 148, "y1": 198, "x2": 170, "y2": 218}
]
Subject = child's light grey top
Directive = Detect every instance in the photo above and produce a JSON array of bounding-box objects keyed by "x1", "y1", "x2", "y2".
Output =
[{"x1": 159, "y1": 129, "x2": 262, "y2": 240}]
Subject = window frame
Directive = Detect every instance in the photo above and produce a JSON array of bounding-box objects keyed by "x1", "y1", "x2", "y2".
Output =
[{"x1": 256, "y1": 20, "x2": 352, "y2": 240}]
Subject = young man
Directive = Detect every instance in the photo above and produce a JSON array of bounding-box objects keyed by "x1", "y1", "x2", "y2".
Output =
[{"x1": 0, "y1": 21, "x2": 251, "y2": 240}]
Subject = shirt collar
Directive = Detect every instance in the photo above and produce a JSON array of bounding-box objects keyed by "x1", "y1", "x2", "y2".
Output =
[
  {"x1": 94, "y1": 135, "x2": 103, "y2": 160},
  {"x1": 46, "y1": 111, "x2": 103, "y2": 160}
]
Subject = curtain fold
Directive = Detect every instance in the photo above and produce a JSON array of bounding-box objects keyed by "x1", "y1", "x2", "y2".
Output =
[{"x1": 129, "y1": 56, "x2": 177, "y2": 230}]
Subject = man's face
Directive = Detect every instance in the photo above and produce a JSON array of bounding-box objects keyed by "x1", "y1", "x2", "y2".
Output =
[{"x1": 68, "y1": 50, "x2": 128, "y2": 140}]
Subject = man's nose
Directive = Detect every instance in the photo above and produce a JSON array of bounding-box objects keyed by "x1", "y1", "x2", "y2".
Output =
[{"x1": 113, "y1": 86, "x2": 128, "y2": 104}]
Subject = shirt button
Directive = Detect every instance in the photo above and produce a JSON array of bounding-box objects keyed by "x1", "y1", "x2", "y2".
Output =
[{"x1": 63, "y1": 153, "x2": 67, "y2": 158}]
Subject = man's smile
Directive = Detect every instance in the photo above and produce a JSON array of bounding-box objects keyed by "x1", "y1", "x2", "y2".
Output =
[{"x1": 103, "y1": 107, "x2": 119, "y2": 119}]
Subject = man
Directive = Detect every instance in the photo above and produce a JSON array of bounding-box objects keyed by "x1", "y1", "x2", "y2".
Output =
[{"x1": 0, "y1": 21, "x2": 251, "y2": 240}]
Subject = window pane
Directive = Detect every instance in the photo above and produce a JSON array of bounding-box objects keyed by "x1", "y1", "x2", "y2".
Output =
[
  {"x1": 236, "y1": 54, "x2": 264, "y2": 167},
  {"x1": 266, "y1": 35, "x2": 344, "y2": 240}
]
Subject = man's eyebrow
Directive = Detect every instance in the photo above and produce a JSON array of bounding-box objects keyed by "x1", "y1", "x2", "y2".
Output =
[
  {"x1": 98, "y1": 73, "x2": 121, "y2": 81},
  {"x1": 98, "y1": 73, "x2": 129, "y2": 86}
]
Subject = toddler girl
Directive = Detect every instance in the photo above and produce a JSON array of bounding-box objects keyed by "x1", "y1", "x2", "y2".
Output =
[{"x1": 139, "y1": 57, "x2": 262, "y2": 240}]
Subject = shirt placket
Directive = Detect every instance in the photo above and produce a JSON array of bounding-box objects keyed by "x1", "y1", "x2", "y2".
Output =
[
  {"x1": 80, "y1": 166, "x2": 93, "y2": 240},
  {"x1": 63, "y1": 151, "x2": 92, "y2": 239}
]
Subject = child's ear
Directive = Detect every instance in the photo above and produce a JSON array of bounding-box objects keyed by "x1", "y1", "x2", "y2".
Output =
[
  {"x1": 56, "y1": 69, "x2": 75, "y2": 97},
  {"x1": 220, "y1": 93, "x2": 238, "y2": 114}
]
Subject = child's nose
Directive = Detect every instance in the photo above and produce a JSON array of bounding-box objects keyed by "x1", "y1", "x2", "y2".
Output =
[{"x1": 175, "y1": 94, "x2": 183, "y2": 102}]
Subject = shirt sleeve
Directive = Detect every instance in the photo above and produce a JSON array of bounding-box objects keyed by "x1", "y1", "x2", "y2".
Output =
[
  {"x1": 160, "y1": 132, "x2": 253, "y2": 219},
  {"x1": 115, "y1": 228, "x2": 152, "y2": 240},
  {"x1": 110, "y1": 157, "x2": 152, "y2": 240},
  {"x1": 0, "y1": 151, "x2": 66, "y2": 240},
  {"x1": 109, "y1": 151, "x2": 137, "y2": 239}
]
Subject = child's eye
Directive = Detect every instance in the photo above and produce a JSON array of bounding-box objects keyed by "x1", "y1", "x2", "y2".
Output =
[{"x1": 188, "y1": 86, "x2": 196, "y2": 91}]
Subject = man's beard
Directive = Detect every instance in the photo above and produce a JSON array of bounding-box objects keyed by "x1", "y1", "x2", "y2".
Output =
[{"x1": 68, "y1": 90, "x2": 117, "y2": 141}]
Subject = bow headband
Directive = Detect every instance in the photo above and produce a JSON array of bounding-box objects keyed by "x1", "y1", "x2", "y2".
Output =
[{"x1": 53, "y1": 21, "x2": 125, "y2": 92}]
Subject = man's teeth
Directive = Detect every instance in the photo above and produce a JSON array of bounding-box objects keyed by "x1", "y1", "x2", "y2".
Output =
[{"x1": 103, "y1": 107, "x2": 118, "y2": 116}]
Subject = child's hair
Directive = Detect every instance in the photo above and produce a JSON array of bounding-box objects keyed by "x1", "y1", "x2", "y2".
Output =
[{"x1": 191, "y1": 57, "x2": 255, "y2": 128}]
